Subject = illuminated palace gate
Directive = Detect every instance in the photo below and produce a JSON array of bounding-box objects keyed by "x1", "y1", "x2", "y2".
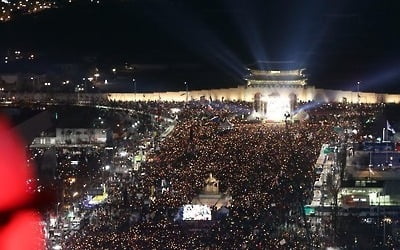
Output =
[{"x1": 247, "y1": 63, "x2": 307, "y2": 121}]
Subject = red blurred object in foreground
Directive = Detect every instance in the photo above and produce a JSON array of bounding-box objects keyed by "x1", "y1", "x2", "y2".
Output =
[
  {"x1": 396, "y1": 142, "x2": 400, "y2": 151},
  {"x1": 0, "y1": 116, "x2": 43, "y2": 250}
]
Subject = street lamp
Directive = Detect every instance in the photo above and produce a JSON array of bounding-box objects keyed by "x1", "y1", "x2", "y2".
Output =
[
  {"x1": 44, "y1": 83, "x2": 51, "y2": 95},
  {"x1": 56, "y1": 202, "x2": 61, "y2": 225},
  {"x1": 30, "y1": 77, "x2": 34, "y2": 92},
  {"x1": 357, "y1": 81, "x2": 360, "y2": 104},
  {"x1": 133, "y1": 78, "x2": 136, "y2": 101},
  {"x1": 184, "y1": 81, "x2": 188, "y2": 103},
  {"x1": 94, "y1": 73, "x2": 100, "y2": 82}
]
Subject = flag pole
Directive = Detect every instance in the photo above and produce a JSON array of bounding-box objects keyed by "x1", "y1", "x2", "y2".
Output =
[
  {"x1": 383, "y1": 128, "x2": 386, "y2": 142},
  {"x1": 386, "y1": 121, "x2": 388, "y2": 142},
  {"x1": 386, "y1": 127, "x2": 389, "y2": 142}
]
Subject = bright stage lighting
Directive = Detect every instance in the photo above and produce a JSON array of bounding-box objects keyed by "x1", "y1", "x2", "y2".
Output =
[{"x1": 266, "y1": 95, "x2": 290, "y2": 121}]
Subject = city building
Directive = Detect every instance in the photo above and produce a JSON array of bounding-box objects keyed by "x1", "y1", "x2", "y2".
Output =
[
  {"x1": 340, "y1": 141, "x2": 400, "y2": 210},
  {"x1": 0, "y1": 73, "x2": 47, "y2": 92},
  {"x1": 31, "y1": 128, "x2": 107, "y2": 147}
]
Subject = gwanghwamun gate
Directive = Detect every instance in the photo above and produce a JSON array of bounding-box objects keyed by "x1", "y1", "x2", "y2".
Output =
[{"x1": 108, "y1": 62, "x2": 400, "y2": 121}]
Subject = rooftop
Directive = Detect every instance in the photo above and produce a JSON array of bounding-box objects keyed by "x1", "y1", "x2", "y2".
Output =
[
  {"x1": 246, "y1": 61, "x2": 303, "y2": 71},
  {"x1": 245, "y1": 61, "x2": 307, "y2": 87}
]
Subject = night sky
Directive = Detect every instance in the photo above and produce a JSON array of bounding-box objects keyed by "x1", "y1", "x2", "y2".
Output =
[{"x1": 1, "y1": 0, "x2": 400, "y2": 92}]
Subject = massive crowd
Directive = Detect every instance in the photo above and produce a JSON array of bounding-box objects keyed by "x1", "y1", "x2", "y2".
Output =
[
  {"x1": 12, "y1": 99, "x2": 382, "y2": 249},
  {"x1": 59, "y1": 101, "x2": 378, "y2": 249}
]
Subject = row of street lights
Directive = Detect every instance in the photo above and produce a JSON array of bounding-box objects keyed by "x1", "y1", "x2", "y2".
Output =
[
  {"x1": 131, "y1": 78, "x2": 189, "y2": 102},
  {"x1": 29, "y1": 72, "x2": 191, "y2": 101}
]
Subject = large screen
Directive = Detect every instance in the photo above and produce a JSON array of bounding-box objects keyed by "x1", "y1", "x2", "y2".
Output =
[{"x1": 182, "y1": 205, "x2": 212, "y2": 221}]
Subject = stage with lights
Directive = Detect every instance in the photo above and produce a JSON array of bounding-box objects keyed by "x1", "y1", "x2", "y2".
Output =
[{"x1": 250, "y1": 93, "x2": 292, "y2": 122}]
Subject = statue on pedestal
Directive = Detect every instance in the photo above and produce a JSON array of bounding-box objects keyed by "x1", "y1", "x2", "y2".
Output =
[
  {"x1": 204, "y1": 173, "x2": 219, "y2": 194},
  {"x1": 192, "y1": 173, "x2": 231, "y2": 209}
]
